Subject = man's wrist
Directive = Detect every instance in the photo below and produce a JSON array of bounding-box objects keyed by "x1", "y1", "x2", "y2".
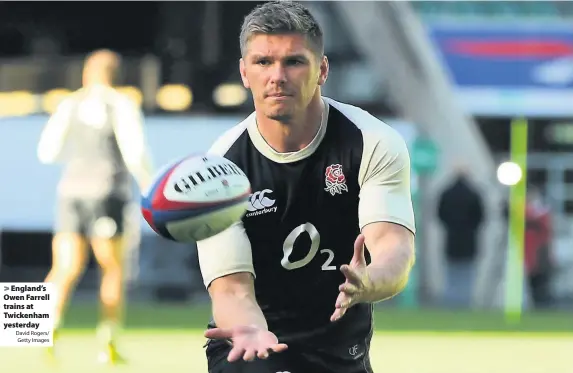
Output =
[{"x1": 364, "y1": 266, "x2": 404, "y2": 303}]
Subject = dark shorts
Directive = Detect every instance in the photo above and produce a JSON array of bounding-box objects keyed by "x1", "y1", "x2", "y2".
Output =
[
  {"x1": 206, "y1": 340, "x2": 373, "y2": 373},
  {"x1": 55, "y1": 195, "x2": 128, "y2": 239}
]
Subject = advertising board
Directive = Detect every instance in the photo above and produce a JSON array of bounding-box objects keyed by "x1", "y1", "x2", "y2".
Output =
[{"x1": 427, "y1": 21, "x2": 573, "y2": 117}]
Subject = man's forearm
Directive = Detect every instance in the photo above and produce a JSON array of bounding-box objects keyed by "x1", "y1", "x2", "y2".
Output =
[
  {"x1": 211, "y1": 290, "x2": 268, "y2": 331},
  {"x1": 364, "y1": 243, "x2": 415, "y2": 302}
]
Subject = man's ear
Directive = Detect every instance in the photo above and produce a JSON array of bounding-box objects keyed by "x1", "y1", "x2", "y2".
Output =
[
  {"x1": 240, "y1": 58, "x2": 250, "y2": 89},
  {"x1": 318, "y1": 55, "x2": 329, "y2": 86}
]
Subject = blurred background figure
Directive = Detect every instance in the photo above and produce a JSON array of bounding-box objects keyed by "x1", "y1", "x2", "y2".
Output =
[
  {"x1": 438, "y1": 163, "x2": 484, "y2": 307},
  {"x1": 36, "y1": 49, "x2": 154, "y2": 364},
  {"x1": 524, "y1": 186, "x2": 554, "y2": 308},
  {"x1": 502, "y1": 185, "x2": 555, "y2": 309}
]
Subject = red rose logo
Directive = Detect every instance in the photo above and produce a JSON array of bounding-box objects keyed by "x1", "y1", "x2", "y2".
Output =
[
  {"x1": 324, "y1": 164, "x2": 348, "y2": 195},
  {"x1": 325, "y1": 164, "x2": 345, "y2": 184}
]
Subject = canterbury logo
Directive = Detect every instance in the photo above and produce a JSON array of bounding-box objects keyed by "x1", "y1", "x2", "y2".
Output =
[{"x1": 245, "y1": 189, "x2": 277, "y2": 217}]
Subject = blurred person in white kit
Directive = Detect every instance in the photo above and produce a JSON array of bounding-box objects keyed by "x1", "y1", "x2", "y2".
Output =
[{"x1": 37, "y1": 49, "x2": 154, "y2": 365}]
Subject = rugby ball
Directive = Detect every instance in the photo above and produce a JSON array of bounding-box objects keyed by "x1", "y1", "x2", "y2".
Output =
[{"x1": 141, "y1": 154, "x2": 251, "y2": 242}]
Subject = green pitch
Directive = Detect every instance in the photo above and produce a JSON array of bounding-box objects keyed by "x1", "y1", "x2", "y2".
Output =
[{"x1": 2, "y1": 304, "x2": 572, "y2": 373}]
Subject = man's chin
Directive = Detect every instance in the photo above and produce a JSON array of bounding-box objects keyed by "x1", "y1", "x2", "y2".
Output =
[{"x1": 266, "y1": 110, "x2": 293, "y2": 123}]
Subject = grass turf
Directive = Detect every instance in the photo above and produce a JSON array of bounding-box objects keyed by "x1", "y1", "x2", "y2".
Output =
[{"x1": 60, "y1": 303, "x2": 573, "y2": 333}]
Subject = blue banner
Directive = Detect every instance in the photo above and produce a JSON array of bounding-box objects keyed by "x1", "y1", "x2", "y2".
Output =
[{"x1": 426, "y1": 22, "x2": 573, "y2": 117}]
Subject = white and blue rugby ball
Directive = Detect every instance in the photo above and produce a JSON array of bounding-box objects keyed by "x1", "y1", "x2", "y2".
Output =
[{"x1": 141, "y1": 154, "x2": 251, "y2": 242}]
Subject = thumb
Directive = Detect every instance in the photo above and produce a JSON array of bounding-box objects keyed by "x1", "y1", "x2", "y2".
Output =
[
  {"x1": 353, "y1": 234, "x2": 366, "y2": 263},
  {"x1": 204, "y1": 328, "x2": 233, "y2": 340}
]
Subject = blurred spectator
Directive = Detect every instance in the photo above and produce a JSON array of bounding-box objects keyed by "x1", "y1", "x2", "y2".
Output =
[
  {"x1": 502, "y1": 185, "x2": 555, "y2": 308},
  {"x1": 438, "y1": 164, "x2": 484, "y2": 307},
  {"x1": 524, "y1": 186, "x2": 554, "y2": 307}
]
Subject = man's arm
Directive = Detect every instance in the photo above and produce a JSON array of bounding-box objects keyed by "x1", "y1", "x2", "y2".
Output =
[
  {"x1": 198, "y1": 222, "x2": 287, "y2": 361},
  {"x1": 357, "y1": 124, "x2": 416, "y2": 302},
  {"x1": 196, "y1": 223, "x2": 267, "y2": 330},
  {"x1": 37, "y1": 100, "x2": 73, "y2": 164},
  {"x1": 361, "y1": 222, "x2": 415, "y2": 302},
  {"x1": 208, "y1": 273, "x2": 268, "y2": 330},
  {"x1": 112, "y1": 97, "x2": 154, "y2": 191}
]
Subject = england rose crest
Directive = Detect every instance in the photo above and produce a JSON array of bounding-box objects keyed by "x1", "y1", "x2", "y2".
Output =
[{"x1": 324, "y1": 164, "x2": 348, "y2": 195}]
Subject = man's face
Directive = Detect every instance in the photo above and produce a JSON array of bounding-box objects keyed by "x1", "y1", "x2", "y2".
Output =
[{"x1": 240, "y1": 33, "x2": 328, "y2": 122}]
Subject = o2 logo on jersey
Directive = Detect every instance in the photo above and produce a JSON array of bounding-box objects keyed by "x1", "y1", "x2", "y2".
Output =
[
  {"x1": 281, "y1": 222, "x2": 336, "y2": 271},
  {"x1": 324, "y1": 164, "x2": 348, "y2": 196}
]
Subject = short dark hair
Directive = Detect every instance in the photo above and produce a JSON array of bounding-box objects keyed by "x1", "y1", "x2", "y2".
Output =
[{"x1": 240, "y1": 1, "x2": 324, "y2": 58}]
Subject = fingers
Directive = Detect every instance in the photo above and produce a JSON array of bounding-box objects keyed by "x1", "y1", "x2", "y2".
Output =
[
  {"x1": 257, "y1": 348, "x2": 270, "y2": 360},
  {"x1": 353, "y1": 234, "x2": 366, "y2": 261},
  {"x1": 339, "y1": 282, "x2": 360, "y2": 295},
  {"x1": 228, "y1": 345, "x2": 246, "y2": 362},
  {"x1": 209, "y1": 326, "x2": 289, "y2": 362},
  {"x1": 243, "y1": 348, "x2": 257, "y2": 362},
  {"x1": 340, "y1": 265, "x2": 363, "y2": 285},
  {"x1": 271, "y1": 343, "x2": 288, "y2": 354},
  {"x1": 331, "y1": 233, "x2": 367, "y2": 324},
  {"x1": 330, "y1": 306, "x2": 347, "y2": 322},
  {"x1": 229, "y1": 343, "x2": 289, "y2": 362},
  {"x1": 331, "y1": 281, "x2": 361, "y2": 322},
  {"x1": 204, "y1": 328, "x2": 232, "y2": 340},
  {"x1": 331, "y1": 292, "x2": 351, "y2": 322},
  {"x1": 335, "y1": 287, "x2": 353, "y2": 307},
  {"x1": 253, "y1": 343, "x2": 288, "y2": 360},
  {"x1": 336, "y1": 294, "x2": 353, "y2": 309}
]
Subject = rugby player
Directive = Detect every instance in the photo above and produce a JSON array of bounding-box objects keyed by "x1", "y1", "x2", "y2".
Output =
[
  {"x1": 197, "y1": 2, "x2": 416, "y2": 372},
  {"x1": 37, "y1": 49, "x2": 154, "y2": 364}
]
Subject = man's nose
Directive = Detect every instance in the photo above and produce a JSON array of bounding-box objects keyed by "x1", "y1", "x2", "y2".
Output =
[{"x1": 269, "y1": 64, "x2": 287, "y2": 85}]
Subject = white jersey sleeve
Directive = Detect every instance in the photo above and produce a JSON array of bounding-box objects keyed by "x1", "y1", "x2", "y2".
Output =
[
  {"x1": 324, "y1": 97, "x2": 416, "y2": 234},
  {"x1": 111, "y1": 94, "x2": 155, "y2": 191},
  {"x1": 37, "y1": 98, "x2": 74, "y2": 164},
  {"x1": 357, "y1": 123, "x2": 416, "y2": 234},
  {"x1": 195, "y1": 119, "x2": 255, "y2": 288}
]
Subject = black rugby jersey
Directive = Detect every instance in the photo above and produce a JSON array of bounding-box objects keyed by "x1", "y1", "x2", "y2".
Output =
[
  {"x1": 198, "y1": 97, "x2": 415, "y2": 347},
  {"x1": 37, "y1": 85, "x2": 153, "y2": 199}
]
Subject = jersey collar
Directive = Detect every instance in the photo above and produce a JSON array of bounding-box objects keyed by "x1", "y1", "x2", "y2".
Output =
[{"x1": 247, "y1": 97, "x2": 329, "y2": 164}]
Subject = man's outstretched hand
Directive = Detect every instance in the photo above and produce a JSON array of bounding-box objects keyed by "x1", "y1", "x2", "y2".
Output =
[
  {"x1": 331, "y1": 234, "x2": 374, "y2": 322},
  {"x1": 204, "y1": 325, "x2": 288, "y2": 362}
]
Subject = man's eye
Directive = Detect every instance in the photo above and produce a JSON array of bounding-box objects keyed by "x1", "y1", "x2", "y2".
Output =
[
  {"x1": 286, "y1": 59, "x2": 303, "y2": 66},
  {"x1": 256, "y1": 59, "x2": 270, "y2": 66}
]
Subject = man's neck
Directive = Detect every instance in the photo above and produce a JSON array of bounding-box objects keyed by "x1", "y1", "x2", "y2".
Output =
[
  {"x1": 83, "y1": 79, "x2": 112, "y2": 89},
  {"x1": 256, "y1": 95, "x2": 324, "y2": 153}
]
